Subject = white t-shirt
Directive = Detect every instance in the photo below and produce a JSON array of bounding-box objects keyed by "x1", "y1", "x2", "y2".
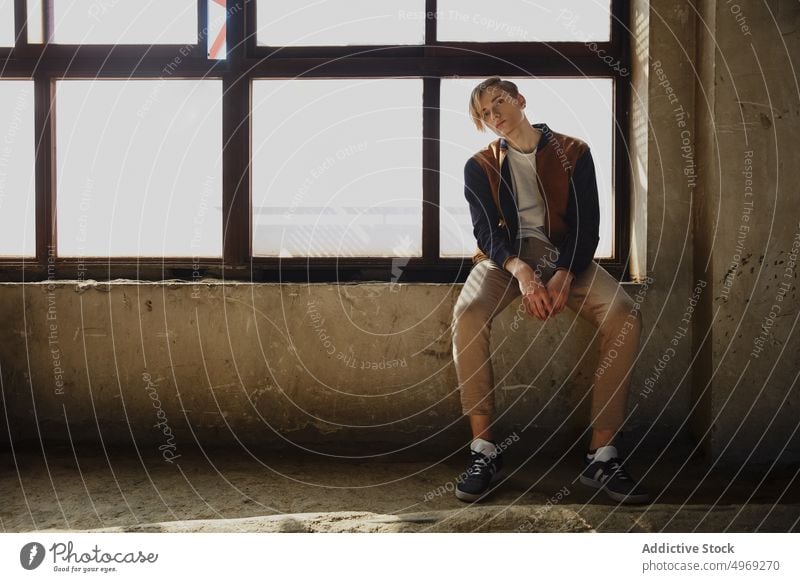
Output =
[{"x1": 506, "y1": 145, "x2": 551, "y2": 244}]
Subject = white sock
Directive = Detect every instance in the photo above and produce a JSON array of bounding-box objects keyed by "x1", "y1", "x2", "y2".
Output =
[
  {"x1": 594, "y1": 445, "x2": 618, "y2": 463},
  {"x1": 471, "y1": 438, "x2": 498, "y2": 458}
]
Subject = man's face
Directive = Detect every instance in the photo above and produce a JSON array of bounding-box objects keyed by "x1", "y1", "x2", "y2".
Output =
[{"x1": 477, "y1": 88, "x2": 526, "y2": 136}]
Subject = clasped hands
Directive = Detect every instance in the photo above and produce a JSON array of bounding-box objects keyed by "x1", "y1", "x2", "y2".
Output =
[{"x1": 518, "y1": 268, "x2": 574, "y2": 321}]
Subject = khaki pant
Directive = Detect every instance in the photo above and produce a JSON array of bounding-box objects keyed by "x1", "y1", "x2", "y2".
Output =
[{"x1": 452, "y1": 237, "x2": 642, "y2": 431}]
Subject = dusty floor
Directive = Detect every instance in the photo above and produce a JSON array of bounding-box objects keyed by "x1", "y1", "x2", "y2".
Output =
[{"x1": 1, "y1": 443, "x2": 798, "y2": 533}]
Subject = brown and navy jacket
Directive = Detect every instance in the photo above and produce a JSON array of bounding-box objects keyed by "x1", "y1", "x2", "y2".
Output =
[{"x1": 464, "y1": 122, "x2": 601, "y2": 276}]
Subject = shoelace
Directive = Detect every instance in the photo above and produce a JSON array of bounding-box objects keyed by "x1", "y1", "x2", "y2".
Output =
[
  {"x1": 467, "y1": 454, "x2": 493, "y2": 476},
  {"x1": 607, "y1": 458, "x2": 631, "y2": 481}
]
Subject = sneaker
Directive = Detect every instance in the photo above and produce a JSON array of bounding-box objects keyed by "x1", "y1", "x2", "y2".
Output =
[
  {"x1": 580, "y1": 448, "x2": 650, "y2": 504},
  {"x1": 455, "y1": 439, "x2": 504, "y2": 502}
]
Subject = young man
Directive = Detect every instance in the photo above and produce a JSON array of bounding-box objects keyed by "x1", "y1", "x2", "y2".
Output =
[{"x1": 451, "y1": 77, "x2": 650, "y2": 504}]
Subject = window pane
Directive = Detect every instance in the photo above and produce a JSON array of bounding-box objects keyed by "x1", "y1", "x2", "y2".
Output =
[
  {"x1": 53, "y1": 0, "x2": 197, "y2": 45},
  {"x1": 256, "y1": 0, "x2": 425, "y2": 46},
  {"x1": 0, "y1": 81, "x2": 36, "y2": 257},
  {"x1": 56, "y1": 80, "x2": 222, "y2": 257},
  {"x1": 0, "y1": 0, "x2": 13, "y2": 46},
  {"x1": 438, "y1": 0, "x2": 611, "y2": 42},
  {"x1": 252, "y1": 79, "x2": 423, "y2": 258},
  {"x1": 27, "y1": 0, "x2": 43, "y2": 44},
  {"x1": 440, "y1": 77, "x2": 614, "y2": 259},
  {"x1": 207, "y1": 0, "x2": 227, "y2": 59}
]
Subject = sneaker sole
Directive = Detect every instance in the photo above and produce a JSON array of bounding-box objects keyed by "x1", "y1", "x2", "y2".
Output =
[
  {"x1": 455, "y1": 471, "x2": 504, "y2": 503},
  {"x1": 579, "y1": 475, "x2": 650, "y2": 504}
]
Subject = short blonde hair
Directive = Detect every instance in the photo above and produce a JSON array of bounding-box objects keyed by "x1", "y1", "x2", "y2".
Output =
[{"x1": 468, "y1": 77, "x2": 521, "y2": 132}]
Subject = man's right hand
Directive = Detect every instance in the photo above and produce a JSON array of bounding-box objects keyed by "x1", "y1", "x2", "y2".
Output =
[
  {"x1": 519, "y1": 274, "x2": 553, "y2": 320},
  {"x1": 505, "y1": 257, "x2": 553, "y2": 320}
]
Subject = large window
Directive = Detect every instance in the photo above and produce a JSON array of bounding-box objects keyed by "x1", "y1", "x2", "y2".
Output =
[
  {"x1": 255, "y1": 0, "x2": 426, "y2": 47},
  {"x1": 56, "y1": 80, "x2": 222, "y2": 257},
  {"x1": 252, "y1": 79, "x2": 423, "y2": 258},
  {"x1": 437, "y1": 0, "x2": 612, "y2": 42},
  {"x1": 0, "y1": 1, "x2": 631, "y2": 282},
  {"x1": 52, "y1": 0, "x2": 198, "y2": 45}
]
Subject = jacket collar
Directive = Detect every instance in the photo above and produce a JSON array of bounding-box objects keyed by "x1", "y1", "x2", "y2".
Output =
[{"x1": 499, "y1": 122, "x2": 550, "y2": 153}]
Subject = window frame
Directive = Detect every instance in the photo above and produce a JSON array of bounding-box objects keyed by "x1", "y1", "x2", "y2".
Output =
[{"x1": 0, "y1": 0, "x2": 632, "y2": 283}]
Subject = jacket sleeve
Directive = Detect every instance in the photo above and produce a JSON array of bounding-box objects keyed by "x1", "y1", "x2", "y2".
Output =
[
  {"x1": 554, "y1": 147, "x2": 600, "y2": 277},
  {"x1": 464, "y1": 156, "x2": 516, "y2": 269}
]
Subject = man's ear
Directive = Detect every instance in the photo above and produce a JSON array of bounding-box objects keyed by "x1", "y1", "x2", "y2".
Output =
[{"x1": 518, "y1": 94, "x2": 527, "y2": 109}]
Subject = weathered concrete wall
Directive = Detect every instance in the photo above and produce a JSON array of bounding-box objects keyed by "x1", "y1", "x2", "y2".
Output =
[
  {"x1": 0, "y1": 282, "x2": 463, "y2": 454},
  {"x1": 625, "y1": 0, "x2": 698, "y2": 444},
  {"x1": 694, "y1": 0, "x2": 800, "y2": 464},
  {"x1": 0, "y1": 264, "x2": 690, "y2": 456}
]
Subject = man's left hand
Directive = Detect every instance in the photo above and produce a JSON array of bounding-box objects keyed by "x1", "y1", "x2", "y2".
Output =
[{"x1": 545, "y1": 269, "x2": 574, "y2": 316}]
